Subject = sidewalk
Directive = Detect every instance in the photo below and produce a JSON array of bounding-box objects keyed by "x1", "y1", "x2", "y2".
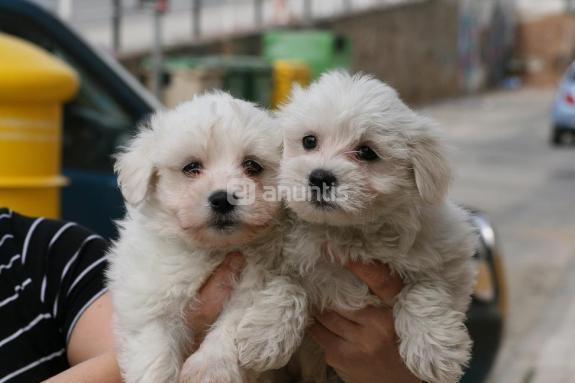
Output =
[
  {"x1": 488, "y1": 253, "x2": 575, "y2": 383},
  {"x1": 530, "y1": 267, "x2": 575, "y2": 383}
]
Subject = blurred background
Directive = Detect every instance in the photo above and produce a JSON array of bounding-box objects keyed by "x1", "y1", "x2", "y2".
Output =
[{"x1": 1, "y1": 0, "x2": 575, "y2": 382}]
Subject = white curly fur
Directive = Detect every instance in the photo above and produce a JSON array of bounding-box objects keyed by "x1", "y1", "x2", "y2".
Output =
[
  {"x1": 277, "y1": 72, "x2": 477, "y2": 383},
  {"x1": 106, "y1": 92, "x2": 307, "y2": 383}
]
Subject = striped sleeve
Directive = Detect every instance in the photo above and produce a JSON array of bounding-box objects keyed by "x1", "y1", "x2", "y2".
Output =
[
  {"x1": 40, "y1": 221, "x2": 109, "y2": 344},
  {"x1": 0, "y1": 209, "x2": 110, "y2": 382}
]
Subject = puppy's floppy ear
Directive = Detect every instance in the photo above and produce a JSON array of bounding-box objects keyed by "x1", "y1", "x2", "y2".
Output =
[
  {"x1": 114, "y1": 127, "x2": 155, "y2": 206},
  {"x1": 409, "y1": 127, "x2": 451, "y2": 205}
]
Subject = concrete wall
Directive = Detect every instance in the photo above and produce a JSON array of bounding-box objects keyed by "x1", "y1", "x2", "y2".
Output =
[
  {"x1": 319, "y1": 0, "x2": 460, "y2": 104},
  {"x1": 515, "y1": 14, "x2": 575, "y2": 86},
  {"x1": 124, "y1": 0, "x2": 516, "y2": 105}
]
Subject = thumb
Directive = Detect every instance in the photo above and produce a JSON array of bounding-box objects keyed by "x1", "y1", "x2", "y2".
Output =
[{"x1": 186, "y1": 252, "x2": 246, "y2": 345}]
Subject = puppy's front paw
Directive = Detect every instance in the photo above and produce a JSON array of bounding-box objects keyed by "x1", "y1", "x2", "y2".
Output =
[
  {"x1": 179, "y1": 351, "x2": 244, "y2": 383},
  {"x1": 236, "y1": 281, "x2": 308, "y2": 371},
  {"x1": 401, "y1": 324, "x2": 471, "y2": 383},
  {"x1": 396, "y1": 308, "x2": 471, "y2": 383},
  {"x1": 236, "y1": 331, "x2": 286, "y2": 372}
]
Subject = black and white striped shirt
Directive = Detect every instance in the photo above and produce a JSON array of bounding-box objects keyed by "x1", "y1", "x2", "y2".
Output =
[{"x1": 0, "y1": 208, "x2": 109, "y2": 382}]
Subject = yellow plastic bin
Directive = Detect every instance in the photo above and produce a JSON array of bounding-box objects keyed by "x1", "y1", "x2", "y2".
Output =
[
  {"x1": 0, "y1": 33, "x2": 78, "y2": 218},
  {"x1": 271, "y1": 60, "x2": 311, "y2": 109}
]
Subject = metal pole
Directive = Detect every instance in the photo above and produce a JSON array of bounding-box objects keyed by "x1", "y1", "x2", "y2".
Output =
[
  {"x1": 255, "y1": 0, "x2": 264, "y2": 27},
  {"x1": 112, "y1": 0, "x2": 122, "y2": 54},
  {"x1": 303, "y1": 0, "x2": 312, "y2": 24},
  {"x1": 152, "y1": 3, "x2": 164, "y2": 101},
  {"x1": 192, "y1": 0, "x2": 202, "y2": 39}
]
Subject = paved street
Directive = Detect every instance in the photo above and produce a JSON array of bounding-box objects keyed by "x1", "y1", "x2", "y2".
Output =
[{"x1": 421, "y1": 88, "x2": 575, "y2": 383}]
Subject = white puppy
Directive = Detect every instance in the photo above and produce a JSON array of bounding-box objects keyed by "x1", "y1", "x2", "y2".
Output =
[
  {"x1": 277, "y1": 72, "x2": 477, "y2": 383},
  {"x1": 107, "y1": 92, "x2": 307, "y2": 383}
]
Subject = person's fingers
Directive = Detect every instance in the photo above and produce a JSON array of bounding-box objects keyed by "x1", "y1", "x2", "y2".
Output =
[
  {"x1": 334, "y1": 305, "x2": 384, "y2": 325},
  {"x1": 345, "y1": 260, "x2": 404, "y2": 307},
  {"x1": 315, "y1": 310, "x2": 360, "y2": 342},
  {"x1": 309, "y1": 323, "x2": 357, "y2": 370},
  {"x1": 185, "y1": 252, "x2": 245, "y2": 340},
  {"x1": 309, "y1": 322, "x2": 344, "y2": 349},
  {"x1": 333, "y1": 306, "x2": 397, "y2": 345},
  {"x1": 322, "y1": 243, "x2": 404, "y2": 306}
]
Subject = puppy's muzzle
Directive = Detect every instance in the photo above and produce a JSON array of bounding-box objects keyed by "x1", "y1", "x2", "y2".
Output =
[
  {"x1": 308, "y1": 169, "x2": 338, "y2": 208},
  {"x1": 208, "y1": 190, "x2": 237, "y2": 215},
  {"x1": 309, "y1": 169, "x2": 337, "y2": 189}
]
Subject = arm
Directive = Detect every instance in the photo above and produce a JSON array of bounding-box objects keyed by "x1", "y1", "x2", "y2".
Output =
[
  {"x1": 42, "y1": 352, "x2": 120, "y2": 383},
  {"x1": 44, "y1": 253, "x2": 245, "y2": 383},
  {"x1": 43, "y1": 292, "x2": 121, "y2": 383},
  {"x1": 310, "y1": 261, "x2": 421, "y2": 383}
]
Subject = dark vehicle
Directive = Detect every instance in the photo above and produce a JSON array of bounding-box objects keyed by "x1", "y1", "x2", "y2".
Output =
[
  {"x1": 463, "y1": 210, "x2": 506, "y2": 383},
  {"x1": 0, "y1": 1, "x2": 505, "y2": 381}
]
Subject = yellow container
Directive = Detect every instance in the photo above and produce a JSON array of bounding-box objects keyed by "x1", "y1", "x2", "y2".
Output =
[
  {"x1": 271, "y1": 60, "x2": 311, "y2": 109},
  {"x1": 0, "y1": 33, "x2": 78, "y2": 218}
]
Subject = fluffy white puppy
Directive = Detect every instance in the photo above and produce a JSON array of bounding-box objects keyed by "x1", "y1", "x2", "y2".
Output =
[
  {"x1": 277, "y1": 72, "x2": 477, "y2": 383},
  {"x1": 107, "y1": 92, "x2": 307, "y2": 383}
]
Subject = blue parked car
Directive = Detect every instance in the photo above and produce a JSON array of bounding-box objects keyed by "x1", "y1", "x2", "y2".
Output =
[
  {"x1": 0, "y1": 2, "x2": 506, "y2": 382},
  {"x1": 552, "y1": 62, "x2": 575, "y2": 145}
]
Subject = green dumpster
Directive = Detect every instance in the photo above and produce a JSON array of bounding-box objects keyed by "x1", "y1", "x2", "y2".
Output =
[{"x1": 262, "y1": 30, "x2": 352, "y2": 79}]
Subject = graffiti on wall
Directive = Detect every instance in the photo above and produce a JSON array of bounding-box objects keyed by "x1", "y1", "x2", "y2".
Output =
[{"x1": 458, "y1": 0, "x2": 516, "y2": 92}]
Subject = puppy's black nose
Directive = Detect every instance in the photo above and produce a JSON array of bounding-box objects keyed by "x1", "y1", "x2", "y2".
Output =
[
  {"x1": 308, "y1": 169, "x2": 337, "y2": 189},
  {"x1": 208, "y1": 190, "x2": 236, "y2": 215}
]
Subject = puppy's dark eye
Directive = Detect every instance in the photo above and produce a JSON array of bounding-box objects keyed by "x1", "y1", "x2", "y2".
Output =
[
  {"x1": 302, "y1": 135, "x2": 318, "y2": 150},
  {"x1": 182, "y1": 161, "x2": 202, "y2": 176},
  {"x1": 242, "y1": 159, "x2": 264, "y2": 176},
  {"x1": 356, "y1": 146, "x2": 379, "y2": 161}
]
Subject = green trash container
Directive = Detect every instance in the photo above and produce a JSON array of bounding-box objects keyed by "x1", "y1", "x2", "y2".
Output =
[
  {"x1": 149, "y1": 55, "x2": 274, "y2": 108},
  {"x1": 212, "y1": 56, "x2": 273, "y2": 108},
  {"x1": 262, "y1": 30, "x2": 352, "y2": 79}
]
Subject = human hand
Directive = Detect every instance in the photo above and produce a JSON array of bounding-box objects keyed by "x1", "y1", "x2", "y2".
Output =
[
  {"x1": 309, "y1": 260, "x2": 421, "y2": 383},
  {"x1": 184, "y1": 252, "x2": 246, "y2": 349}
]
